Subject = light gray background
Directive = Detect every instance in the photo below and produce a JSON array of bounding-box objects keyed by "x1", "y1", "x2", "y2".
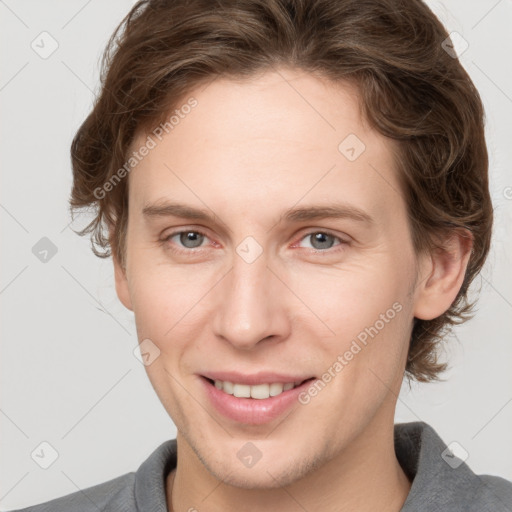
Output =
[{"x1": 1, "y1": 0, "x2": 511, "y2": 509}]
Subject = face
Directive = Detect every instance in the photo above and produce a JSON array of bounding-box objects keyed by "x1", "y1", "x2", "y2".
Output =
[{"x1": 115, "y1": 68, "x2": 427, "y2": 488}]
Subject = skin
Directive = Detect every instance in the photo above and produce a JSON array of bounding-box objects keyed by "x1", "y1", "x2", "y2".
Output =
[{"x1": 113, "y1": 67, "x2": 472, "y2": 512}]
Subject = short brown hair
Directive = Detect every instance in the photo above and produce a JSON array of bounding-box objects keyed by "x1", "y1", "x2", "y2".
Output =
[{"x1": 69, "y1": 0, "x2": 493, "y2": 382}]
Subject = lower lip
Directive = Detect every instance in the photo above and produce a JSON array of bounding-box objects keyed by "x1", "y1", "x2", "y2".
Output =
[{"x1": 200, "y1": 376, "x2": 315, "y2": 425}]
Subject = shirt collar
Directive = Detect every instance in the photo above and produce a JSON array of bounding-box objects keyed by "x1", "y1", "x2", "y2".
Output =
[
  {"x1": 134, "y1": 437, "x2": 177, "y2": 511},
  {"x1": 132, "y1": 421, "x2": 503, "y2": 511},
  {"x1": 395, "y1": 421, "x2": 509, "y2": 511}
]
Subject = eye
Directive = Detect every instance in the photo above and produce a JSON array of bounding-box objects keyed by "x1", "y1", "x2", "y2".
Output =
[
  {"x1": 163, "y1": 230, "x2": 209, "y2": 250},
  {"x1": 160, "y1": 229, "x2": 348, "y2": 254},
  {"x1": 296, "y1": 231, "x2": 346, "y2": 251}
]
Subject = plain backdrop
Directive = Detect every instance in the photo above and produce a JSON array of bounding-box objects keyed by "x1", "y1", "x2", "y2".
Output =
[{"x1": 1, "y1": 0, "x2": 511, "y2": 509}]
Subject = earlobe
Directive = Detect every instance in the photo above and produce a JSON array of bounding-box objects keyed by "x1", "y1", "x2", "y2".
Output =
[
  {"x1": 113, "y1": 249, "x2": 133, "y2": 312},
  {"x1": 413, "y1": 229, "x2": 473, "y2": 321}
]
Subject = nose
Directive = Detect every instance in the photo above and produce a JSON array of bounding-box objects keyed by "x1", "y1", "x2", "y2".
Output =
[{"x1": 212, "y1": 248, "x2": 291, "y2": 351}]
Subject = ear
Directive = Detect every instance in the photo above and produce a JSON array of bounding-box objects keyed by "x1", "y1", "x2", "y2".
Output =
[
  {"x1": 111, "y1": 235, "x2": 133, "y2": 312},
  {"x1": 413, "y1": 229, "x2": 473, "y2": 320}
]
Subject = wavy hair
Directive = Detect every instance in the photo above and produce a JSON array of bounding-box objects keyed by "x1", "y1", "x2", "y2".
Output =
[{"x1": 69, "y1": 0, "x2": 493, "y2": 382}]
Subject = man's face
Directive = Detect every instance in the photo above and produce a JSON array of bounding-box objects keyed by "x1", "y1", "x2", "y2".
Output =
[{"x1": 115, "y1": 68, "x2": 424, "y2": 487}]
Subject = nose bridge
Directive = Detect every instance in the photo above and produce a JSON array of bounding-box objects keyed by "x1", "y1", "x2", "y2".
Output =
[{"x1": 213, "y1": 242, "x2": 289, "y2": 349}]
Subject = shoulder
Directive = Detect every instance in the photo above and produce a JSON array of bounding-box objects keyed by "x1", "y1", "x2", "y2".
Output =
[
  {"x1": 477, "y1": 474, "x2": 512, "y2": 509},
  {"x1": 6, "y1": 472, "x2": 136, "y2": 512},
  {"x1": 7, "y1": 439, "x2": 177, "y2": 512},
  {"x1": 395, "y1": 421, "x2": 512, "y2": 511}
]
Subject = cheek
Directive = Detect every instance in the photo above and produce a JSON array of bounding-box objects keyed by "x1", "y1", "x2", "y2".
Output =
[
  {"x1": 127, "y1": 255, "x2": 177, "y2": 338},
  {"x1": 286, "y1": 253, "x2": 414, "y2": 392},
  {"x1": 127, "y1": 258, "x2": 218, "y2": 352},
  {"x1": 286, "y1": 255, "x2": 412, "y2": 338}
]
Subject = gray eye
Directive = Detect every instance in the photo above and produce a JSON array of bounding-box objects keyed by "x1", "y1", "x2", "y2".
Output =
[
  {"x1": 307, "y1": 232, "x2": 336, "y2": 250},
  {"x1": 179, "y1": 231, "x2": 205, "y2": 248}
]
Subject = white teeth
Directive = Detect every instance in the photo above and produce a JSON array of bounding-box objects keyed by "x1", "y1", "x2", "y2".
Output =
[
  {"x1": 250, "y1": 384, "x2": 269, "y2": 399},
  {"x1": 222, "y1": 381, "x2": 234, "y2": 394},
  {"x1": 212, "y1": 379, "x2": 304, "y2": 399},
  {"x1": 233, "y1": 383, "x2": 251, "y2": 398},
  {"x1": 269, "y1": 383, "x2": 284, "y2": 396}
]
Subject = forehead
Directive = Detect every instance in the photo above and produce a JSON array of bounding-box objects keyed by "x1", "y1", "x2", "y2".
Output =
[{"x1": 127, "y1": 68, "x2": 402, "y2": 223}]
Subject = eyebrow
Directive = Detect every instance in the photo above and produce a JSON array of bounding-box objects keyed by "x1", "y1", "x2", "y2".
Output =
[{"x1": 142, "y1": 200, "x2": 374, "y2": 227}]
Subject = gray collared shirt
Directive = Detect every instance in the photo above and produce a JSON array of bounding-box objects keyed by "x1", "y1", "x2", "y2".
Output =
[{"x1": 8, "y1": 421, "x2": 512, "y2": 511}]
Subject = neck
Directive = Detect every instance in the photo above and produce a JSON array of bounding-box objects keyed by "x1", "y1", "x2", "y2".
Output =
[{"x1": 166, "y1": 413, "x2": 411, "y2": 512}]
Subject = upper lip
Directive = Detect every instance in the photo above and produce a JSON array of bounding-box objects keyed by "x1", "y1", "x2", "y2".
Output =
[{"x1": 200, "y1": 371, "x2": 315, "y2": 386}]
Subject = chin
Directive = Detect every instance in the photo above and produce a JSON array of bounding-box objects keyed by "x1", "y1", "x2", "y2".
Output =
[
  {"x1": 211, "y1": 464, "x2": 304, "y2": 490},
  {"x1": 199, "y1": 444, "x2": 323, "y2": 490}
]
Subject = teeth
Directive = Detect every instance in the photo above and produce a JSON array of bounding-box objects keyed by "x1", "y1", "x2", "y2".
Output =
[
  {"x1": 233, "y1": 383, "x2": 251, "y2": 398},
  {"x1": 212, "y1": 379, "x2": 304, "y2": 399},
  {"x1": 223, "y1": 381, "x2": 234, "y2": 394},
  {"x1": 251, "y1": 384, "x2": 269, "y2": 399},
  {"x1": 269, "y1": 383, "x2": 284, "y2": 396}
]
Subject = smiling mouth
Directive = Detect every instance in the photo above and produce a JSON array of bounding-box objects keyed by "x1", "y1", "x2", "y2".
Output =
[{"x1": 203, "y1": 377, "x2": 315, "y2": 400}]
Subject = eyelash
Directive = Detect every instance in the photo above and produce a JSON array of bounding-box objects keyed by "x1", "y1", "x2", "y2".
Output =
[{"x1": 160, "y1": 228, "x2": 348, "y2": 255}]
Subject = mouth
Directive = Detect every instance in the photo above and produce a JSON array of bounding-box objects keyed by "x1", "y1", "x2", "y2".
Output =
[
  {"x1": 200, "y1": 375, "x2": 317, "y2": 425},
  {"x1": 203, "y1": 376, "x2": 315, "y2": 399}
]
